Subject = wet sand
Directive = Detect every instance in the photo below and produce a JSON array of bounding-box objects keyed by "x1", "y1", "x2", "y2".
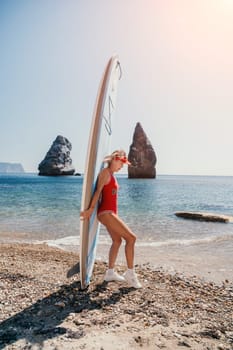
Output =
[{"x1": 58, "y1": 238, "x2": 233, "y2": 285}]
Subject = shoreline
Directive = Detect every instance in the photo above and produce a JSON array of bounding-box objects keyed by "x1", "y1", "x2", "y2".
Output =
[
  {"x1": 1, "y1": 232, "x2": 233, "y2": 285},
  {"x1": 1, "y1": 242, "x2": 233, "y2": 350},
  {"x1": 96, "y1": 242, "x2": 233, "y2": 285}
]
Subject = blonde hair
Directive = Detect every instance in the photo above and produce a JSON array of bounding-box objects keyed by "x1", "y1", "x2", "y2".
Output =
[{"x1": 103, "y1": 150, "x2": 127, "y2": 166}]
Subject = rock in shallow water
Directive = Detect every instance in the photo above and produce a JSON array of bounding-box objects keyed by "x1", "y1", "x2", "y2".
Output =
[{"x1": 175, "y1": 211, "x2": 232, "y2": 223}]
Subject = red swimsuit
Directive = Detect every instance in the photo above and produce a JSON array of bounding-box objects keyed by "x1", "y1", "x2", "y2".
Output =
[{"x1": 97, "y1": 172, "x2": 119, "y2": 216}]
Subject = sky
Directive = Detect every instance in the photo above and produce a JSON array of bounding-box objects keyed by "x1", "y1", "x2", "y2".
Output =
[{"x1": 1, "y1": 0, "x2": 233, "y2": 176}]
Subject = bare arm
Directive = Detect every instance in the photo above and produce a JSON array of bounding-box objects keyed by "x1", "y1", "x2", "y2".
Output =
[{"x1": 80, "y1": 168, "x2": 110, "y2": 220}]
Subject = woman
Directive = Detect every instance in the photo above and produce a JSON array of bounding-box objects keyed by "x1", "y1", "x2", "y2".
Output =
[{"x1": 80, "y1": 150, "x2": 142, "y2": 289}]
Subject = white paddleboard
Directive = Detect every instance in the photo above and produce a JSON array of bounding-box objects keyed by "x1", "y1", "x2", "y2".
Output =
[{"x1": 80, "y1": 56, "x2": 122, "y2": 289}]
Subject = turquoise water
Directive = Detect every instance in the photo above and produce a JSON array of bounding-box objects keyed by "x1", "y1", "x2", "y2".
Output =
[{"x1": 0, "y1": 174, "x2": 233, "y2": 248}]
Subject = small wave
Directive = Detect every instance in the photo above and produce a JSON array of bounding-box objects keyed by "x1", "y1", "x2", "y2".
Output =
[
  {"x1": 43, "y1": 233, "x2": 233, "y2": 250},
  {"x1": 44, "y1": 235, "x2": 113, "y2": 248},
  {"x1": 43, "y1": 236, "x2": 80, "y2": 248},
  {"x1": 136, "y1": 234, "x2": 233, "y2": 248}
]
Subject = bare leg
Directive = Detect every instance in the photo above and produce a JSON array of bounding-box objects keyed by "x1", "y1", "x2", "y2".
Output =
[
  {"x1": 107, "y1": 233, "x2": 122, "y2": 269},
  {"x1": 98, "y1": 213, "x2": 136, "y2": 269},
  {"x1": 124, "y1": 235, "x2": 136, "y2": 269}
]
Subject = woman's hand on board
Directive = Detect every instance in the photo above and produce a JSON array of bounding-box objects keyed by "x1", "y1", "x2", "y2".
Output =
[{"x1": 80, "y1": 207, "x2": 94, "y2": 220}]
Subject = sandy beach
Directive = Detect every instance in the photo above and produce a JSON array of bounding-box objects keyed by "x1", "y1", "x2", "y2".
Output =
[{"x1": 0, "y1": 243, "x2": 233, "y2": 350}]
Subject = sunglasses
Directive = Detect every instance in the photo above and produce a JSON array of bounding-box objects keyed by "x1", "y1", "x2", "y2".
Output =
[{"x1": 114, "y1": 155, "x2": 129, "y2": 163}]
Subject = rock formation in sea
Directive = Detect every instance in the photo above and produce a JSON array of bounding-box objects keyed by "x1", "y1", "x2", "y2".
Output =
[
  {"x1": 175, "y1": 211, "x2": 233, "y2": 223},
  {"x1": 0, "y1": 162, "x2": 24, "y2": 173},
  {"x1": 38, "y1": 135, "x2": 75, "y2": 176},
  {"x1": 128, "y1": 122, "x2": 157, "y2": 178}
]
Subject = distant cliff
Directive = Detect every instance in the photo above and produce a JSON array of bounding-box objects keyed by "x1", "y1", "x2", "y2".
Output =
[{"x1": 0, "y1": 162, "x2": 25, "y2": 173}]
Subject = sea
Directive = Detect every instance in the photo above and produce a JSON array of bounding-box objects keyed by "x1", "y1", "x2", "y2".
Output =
[{"x1": 1, "y1": 173, "x2": 233, "y2": 282}]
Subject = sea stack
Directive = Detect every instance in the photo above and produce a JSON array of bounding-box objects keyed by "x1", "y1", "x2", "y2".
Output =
[
  {"x1": 38, "y1": 135, "x2": 75, "y2": 176},
  {"x1": 128, "y1": 122, "x2": 157, "y2": 178}
]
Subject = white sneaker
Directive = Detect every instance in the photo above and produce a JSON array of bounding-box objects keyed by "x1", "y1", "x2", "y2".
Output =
[
  {"x1": 123, "y1": 269, "x2": 142, "y2": 289},
  {"x1": 104, "y1": 269, "x2": 125, "y2": 282}
]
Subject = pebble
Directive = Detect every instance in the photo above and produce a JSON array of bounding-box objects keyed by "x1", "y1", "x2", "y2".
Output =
[
  {"x1": 177, "y1": 340, "x2": 191, "y2": 347},
  {"x1": 54, "y1": 301, "x2": 66, "y2": 308}
]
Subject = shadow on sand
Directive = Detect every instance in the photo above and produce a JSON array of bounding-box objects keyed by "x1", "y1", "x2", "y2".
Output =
[
  {"x1": 66, "y1": 262, "x2": 80, "y2": 278},
  {"x1": 0, "y1": 280, "x2": 133, "y2": 349}
]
